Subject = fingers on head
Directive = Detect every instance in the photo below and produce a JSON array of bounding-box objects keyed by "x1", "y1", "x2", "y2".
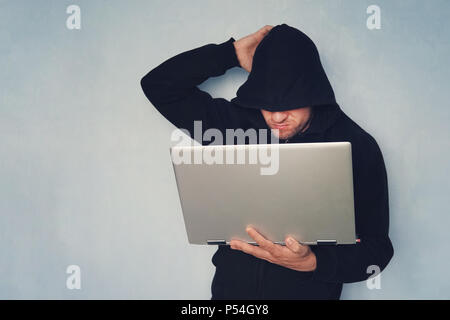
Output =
[{"x1": 259, "y1": 25, "x2": 273, "y2": 36}]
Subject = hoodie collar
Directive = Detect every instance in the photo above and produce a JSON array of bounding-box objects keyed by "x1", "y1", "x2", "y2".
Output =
[{"x1": 306, "y1": 103, "x2": 342, "y2": 135}]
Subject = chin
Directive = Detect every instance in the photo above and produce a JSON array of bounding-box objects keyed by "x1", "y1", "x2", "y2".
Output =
[{"x1": 271, "y1": 129, "x2": 295, "y2": 140}]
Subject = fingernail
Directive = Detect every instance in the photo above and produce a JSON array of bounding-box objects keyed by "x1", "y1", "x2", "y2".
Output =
[{"x1": 287, "y1": 238, "x2": 294, "y2": 245}]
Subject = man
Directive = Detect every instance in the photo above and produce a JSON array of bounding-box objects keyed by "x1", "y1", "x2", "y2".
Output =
[{"x1": 140, "y1": 23, "x2": 394, "y2": 299}]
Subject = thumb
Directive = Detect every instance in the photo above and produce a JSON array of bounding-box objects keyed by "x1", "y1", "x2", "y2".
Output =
[
  {"x1": 256, "y1": 25, "x2": 272, "y2": 40},
  {"x1": 260, "y1": 25, "x2": 273, "y2": 35},
  {"x1": 285, "y1": 237, "x2": 305, "y2": 254}
]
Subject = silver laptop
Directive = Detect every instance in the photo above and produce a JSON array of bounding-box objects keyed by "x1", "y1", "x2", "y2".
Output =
[{"x1": 170, "y1": 142, "x2": 356, "y2": 246}]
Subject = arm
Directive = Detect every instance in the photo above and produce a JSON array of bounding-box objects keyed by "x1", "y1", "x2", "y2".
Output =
[
  {"x1": 140, "y1": 37, "x2": 240, "y2": 137},
  {"x1": 310, "y1": 137, "x2": 394, "y2": 283},
  {"x1": 140, "y1": 25, "x2": 274, "y2": 139}
]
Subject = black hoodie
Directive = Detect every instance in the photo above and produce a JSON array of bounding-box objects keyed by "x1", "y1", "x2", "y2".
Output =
[{"x1": 141, "y1": 23, "x2": 394, "y2": 299}]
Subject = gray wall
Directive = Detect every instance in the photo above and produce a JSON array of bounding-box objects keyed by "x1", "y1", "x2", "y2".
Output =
[{"x1": 1, "y1": 0, "x2": 449, "y2": 299}]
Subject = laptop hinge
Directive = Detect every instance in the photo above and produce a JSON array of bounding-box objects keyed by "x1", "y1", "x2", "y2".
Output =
[
  {"x1": 317, "y1": 240, "x2": 337, "y2": 246},
  {"x1": 207, "y1": 240, "x2": 227, "y2": 245}
]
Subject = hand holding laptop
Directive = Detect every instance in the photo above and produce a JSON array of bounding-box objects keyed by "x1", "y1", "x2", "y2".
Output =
[{"x1": 230, "y1": 226, "x2": 317, "y2": 272}]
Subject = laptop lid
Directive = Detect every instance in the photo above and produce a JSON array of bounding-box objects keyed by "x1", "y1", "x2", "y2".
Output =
[{"x1": 170, "y1": 142, "x2": 356, "y2": 245}]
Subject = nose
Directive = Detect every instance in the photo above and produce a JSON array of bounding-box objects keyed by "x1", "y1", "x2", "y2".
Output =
[{"x1": 272, "y1": 112, "x2": 288, "y2": 123}]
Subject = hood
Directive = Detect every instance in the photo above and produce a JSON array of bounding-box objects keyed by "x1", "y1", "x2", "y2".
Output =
[{"x1": 231, "y1": 23, "x2": 337, "y2": 113}]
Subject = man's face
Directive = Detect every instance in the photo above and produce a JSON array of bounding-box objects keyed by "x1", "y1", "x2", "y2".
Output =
[{"x1": 261, "y1": 106, "x2": 312, "y2": 140}]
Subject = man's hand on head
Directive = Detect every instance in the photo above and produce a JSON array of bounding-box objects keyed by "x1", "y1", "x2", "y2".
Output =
[
  {"x1": 233, "y1": 25, "x2": 273, "y2": 72},
  {"x1": 229, "y1": 227, "x2": 317, "y2": 272}
]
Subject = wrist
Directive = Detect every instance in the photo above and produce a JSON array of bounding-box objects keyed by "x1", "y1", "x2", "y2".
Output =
[
  {"x1": 232, "y1": 40, "x2": 243, "y2": 69},
  {"x1": 308, "y1": 251, "x2": 317, "y2": 271},
  {"x1": 298, "y1": 250, "x2": 317, "y2": 272},
  {"x1": 227, "y1": 37, "x2": 240, "y2": 68},
  {"x1": 217, "y1": 37, "x2": 240, "y2": 69}
]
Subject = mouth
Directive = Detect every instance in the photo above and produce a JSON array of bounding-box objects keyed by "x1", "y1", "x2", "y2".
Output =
[{"x1": 271, "y1": 124, "x2": 289, "y2": 129}]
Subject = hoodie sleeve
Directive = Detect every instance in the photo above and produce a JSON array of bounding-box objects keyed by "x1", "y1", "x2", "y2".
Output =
[
  {"x1": 140, "y1": 37, "x2": 241, "y2": 137},
  {"x1": 310, "y1": 136, "x2": 394, "y2": 283}
]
